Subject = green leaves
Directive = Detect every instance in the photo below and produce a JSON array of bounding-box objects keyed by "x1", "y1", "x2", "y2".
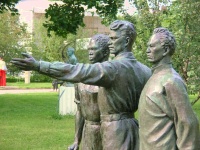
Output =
[
  {"x1": 32, "y1": 15, "x2": 77, "y2": 62},
  {"x1": 44, "y1": 3, "x2": 85, "y2": 37},
  {"x1": 0, "y1": 0, "x2": 19, "y2": 15},
  {"x1": 0, "y1": 12, "x2": 29, "y2": 61},
  {"x1": 44, "y1": 0, "x2": 124, "y2": 37},
  {"x1": 129, "y1": 0, "x2": 200, "y2": 104}
]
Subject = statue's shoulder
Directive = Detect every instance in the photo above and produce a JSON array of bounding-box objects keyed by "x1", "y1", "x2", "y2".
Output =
[{"x1": 162, "y1": 69, "x2": 186, "y2": 89}]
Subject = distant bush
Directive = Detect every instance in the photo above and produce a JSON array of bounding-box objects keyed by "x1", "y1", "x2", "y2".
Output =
[
  {"x1": 6, "y1": 73, "x2": 52, "y2": 83},
  {"x1": 6, "y1": 76, "x2": 23, "y2": 82},
  {"x1": 30, "y1": 72, "x2": 52, "y2": 82},
  {"x1": 75, "y1": 49, "x2": 89, "y2": 63}
]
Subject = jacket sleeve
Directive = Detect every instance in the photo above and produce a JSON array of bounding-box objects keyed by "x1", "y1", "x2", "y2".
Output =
[
  {"x1": 164, "y1": 78, "x2": 200, "y2": 149},
  {"x1": 38, "y1": 61, "x2": 117, "y2": 87}
]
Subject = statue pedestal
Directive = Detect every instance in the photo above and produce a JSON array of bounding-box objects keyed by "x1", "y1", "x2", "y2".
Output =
[
  {"x1": 24, "y1": 71, "x2": 30, "y2": 84},
  {"x1": 59, "y1": 85, "x2": 77, "y2": 115}
]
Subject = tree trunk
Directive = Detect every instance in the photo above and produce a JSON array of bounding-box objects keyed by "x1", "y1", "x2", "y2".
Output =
[{"x1": 191, "y1": 91, "x2": 200, "y2": 106}]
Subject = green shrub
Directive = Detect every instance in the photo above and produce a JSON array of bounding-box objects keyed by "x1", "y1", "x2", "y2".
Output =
[
  {"x1": 75, "y1": 49, "x2": 89, "y2": 63},
  {"x1": 6, "y1": 76, "x2": 23, "y2": 82},
  {"x1": 30, "y1": 72, "x2": 52, "y2": 82}
]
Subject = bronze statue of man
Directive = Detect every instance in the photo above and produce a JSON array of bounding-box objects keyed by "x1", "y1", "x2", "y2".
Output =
[
  {"x1": 68, "y1": 34, "x2": 110, "y2": 150},
  {"x1": 11, "y1": 20, "x2": 151, "y2": 150},
  {"x1": 138, "y1": 27, "x2": 200, "y2": 150},
  {"x1": 66, "y1": 47, "x2": 78, "y2": 65}
]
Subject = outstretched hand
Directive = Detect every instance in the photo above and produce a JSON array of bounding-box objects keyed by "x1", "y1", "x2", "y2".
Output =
[{"x1": 11, "y1": 53, "x2": 39, "y2": 71}]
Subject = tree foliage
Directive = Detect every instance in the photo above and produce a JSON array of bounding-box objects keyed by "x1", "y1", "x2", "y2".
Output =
[
  {"x1": 0, "y1": 11, "x2": 30, "y2": 73},
  {"x1": 32, "y1": 15, "x2": 90, "y2": 63},
  {"x1": 168, "y1": 0, "x2": 200, "y2": 105},
  {"x1": 124, "y1": 0, "x2": 200, "y2": 105},
  {"x1": 44, "y1": 0, "x2": 124, "y2": 37},
  {"x1": 0, "y1": 0, "x2": 19, "y2": 14},
  {"x1": 32, "y1": 16, "x2": 71, "y2": 62}
]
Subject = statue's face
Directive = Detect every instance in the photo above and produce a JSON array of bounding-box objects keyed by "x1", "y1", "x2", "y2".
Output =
[
  {"x1": 109, "y1": 30, "x2": 126, "y2": 55},
  {"x1": 146, "y1": 34, "x2": 165, "y2": 64},
  {"x1": 67, "y1": 50, "x2": 73, "y2": 57},
  {"x1": 88, "y1": 39, "x2": 105, "y2": 64}
]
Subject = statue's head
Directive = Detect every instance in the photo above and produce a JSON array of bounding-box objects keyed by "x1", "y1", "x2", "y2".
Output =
[
  {"x1": 109, "y1": 20, "x2": 137, "y2": 55},
  {"x1": 146, "y1": 27, "x2": 176, "y2": 64},
  {"x1": 88, "y1": 34, "x2": 110, "y2": 64},
  {"x1": 153, "y1": 27, "x2": 176, "y2": 56},
  {"x1": 67, "y1": 47, "x2": 75, "y2": 57}
]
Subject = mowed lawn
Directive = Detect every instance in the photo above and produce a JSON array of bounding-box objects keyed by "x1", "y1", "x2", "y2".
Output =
[
  {"x1": 6, "y1": 82, "x2": 53, "y2": 89},
  {"x1": 0, "y1": 92, "x2": 200, "y2": 150},
  {"x1": 0, "y1": 93, "x2": 75, "y2": 150}
]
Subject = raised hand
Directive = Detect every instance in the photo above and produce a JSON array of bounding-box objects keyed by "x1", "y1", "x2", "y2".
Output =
[{"x1": 11, "y1": 53, "x2": 39, "y2": 71}]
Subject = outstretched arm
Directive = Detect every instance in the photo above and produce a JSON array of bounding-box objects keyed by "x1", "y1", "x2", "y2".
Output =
[
  {"x1": 11, "y1": 53, "x2": 116, "y2": 87},
  {"x1": 11, "y1": 53, "x2": 40, "y2": 71}
]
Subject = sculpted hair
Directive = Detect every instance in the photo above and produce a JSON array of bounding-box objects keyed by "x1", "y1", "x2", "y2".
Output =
[
  {"x1": 153, "y1": 27, "x2": 176, "y2": 56},
  {"x1": 110, "y1": 20, "x2": 137, "y2": 44},
  {"x1": 91, "y1": 34, "x2": 110, "y2": 55}
]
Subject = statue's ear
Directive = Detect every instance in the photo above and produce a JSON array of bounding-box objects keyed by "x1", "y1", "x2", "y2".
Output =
[
  {"x1": 163, "y1": 47, "x2": 170, "y2": 56},
  {"x1": 104, "y1": 49, "x2": 109, "y2": 56},
  {"x1": 126, "y1": 37, "x2": 130, "y2": 46}
]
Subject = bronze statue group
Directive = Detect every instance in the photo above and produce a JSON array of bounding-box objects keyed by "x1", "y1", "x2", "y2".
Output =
[{"x1": 11, "y1": 20, "x2": 200, "y2": 150}]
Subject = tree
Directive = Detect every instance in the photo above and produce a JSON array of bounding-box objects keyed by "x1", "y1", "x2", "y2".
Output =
[
  {"x1": 32, "y1": 14, "x2": 90, "y2": 63},
  {"x1": 124, "y1": 0, "x2": 200, "y2": 105},
  {"x1": 0, "y1": 11, "x2": 30, "y2": 68},
  {"x1": 167, "y1": 0, "x2": 200, "y2": 105},
  {"x1": 32, "y1": 15, "x2": 72, "y2": 62},
  {"x1": 44, "y1": 0, "x2": 124, "y2": 37},
  {"x1": 0, "y1": 0, "x2": 19, "y2": 14}
]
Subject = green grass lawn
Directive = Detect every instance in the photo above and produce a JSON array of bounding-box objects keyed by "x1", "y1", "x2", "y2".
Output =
[
  {"x1": 6, "y1": 82, "x2": 53, "y2": 89},
  {"x1": 0, "y1": 92, "x2": 199, "y2": 150},
  {"x1": 0, "y1": 93, "x2": 75, "y2": 150}
]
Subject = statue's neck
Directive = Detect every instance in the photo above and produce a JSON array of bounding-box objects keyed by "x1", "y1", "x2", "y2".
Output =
[{"x1": 152, "y1": 56, "x2": 171, "y2": 68}]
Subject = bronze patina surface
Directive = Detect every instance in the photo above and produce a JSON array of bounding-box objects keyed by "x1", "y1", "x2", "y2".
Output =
[
  {"x1": 11, "y1": 20, "x2": 152, "y2": 150},
  {"x1": 139, "y1": 27, "x2": 200, "y2": 150},
  {"x1": 68, "y1": 34, "x2": 110, "y2": 150}
]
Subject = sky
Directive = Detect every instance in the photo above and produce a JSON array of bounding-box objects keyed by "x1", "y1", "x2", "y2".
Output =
[{"x1": 16, "y1": 0, "x2": 53, "y2": 11}]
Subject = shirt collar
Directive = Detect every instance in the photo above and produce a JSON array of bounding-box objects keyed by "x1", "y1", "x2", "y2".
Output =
[
  {"x1": 151, "y1": 62, "x2": 172, "y2": 74},
  {"x1": 114, "y1": 52, "x2": 136, "y2": 60}
]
